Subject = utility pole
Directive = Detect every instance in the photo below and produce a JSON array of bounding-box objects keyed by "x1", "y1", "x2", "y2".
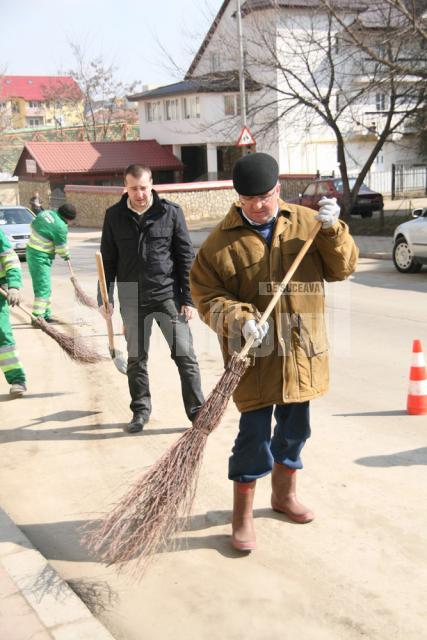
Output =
[{"x1": 236, "y1": 0, "x2": 247, "y2": 128}]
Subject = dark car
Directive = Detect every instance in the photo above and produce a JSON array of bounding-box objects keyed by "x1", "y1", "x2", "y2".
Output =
[{"x1": 290, "y1": 177, "x2": 384, "y2": 218}]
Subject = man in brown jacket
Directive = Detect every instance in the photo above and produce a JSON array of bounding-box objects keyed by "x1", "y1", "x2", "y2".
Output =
[{"x1": 190, "y1": 153, "x2": 358, "y2": 552}]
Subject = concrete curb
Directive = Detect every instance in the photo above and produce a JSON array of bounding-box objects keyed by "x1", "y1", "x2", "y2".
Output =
[{"x1": 0, "y1": 507, "x2": 115, "y2": 640}]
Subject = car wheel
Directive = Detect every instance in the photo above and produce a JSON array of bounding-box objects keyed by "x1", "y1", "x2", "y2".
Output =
[{"x1": 393, "y1": 237, "x2": 422, "y2": 273}]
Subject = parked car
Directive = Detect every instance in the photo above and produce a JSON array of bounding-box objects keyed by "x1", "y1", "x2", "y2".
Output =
[
  {"x1": 0, "y1": 206, "x2": 35, "y2": 258},
  {"x1": 392, "y1": 207, "x2": 427, "y2": 273},
  {"x1": 290, "y1": 177, "x2": 384, "y2": 217}
]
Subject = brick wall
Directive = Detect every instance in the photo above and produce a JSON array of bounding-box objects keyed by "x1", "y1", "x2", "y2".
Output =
[
  {"x1": 0, "y1": 182, "x2": 19, "y2": 206},
  {"x1": 65, "y1": 174, "x2": 315, "y2": 228}
]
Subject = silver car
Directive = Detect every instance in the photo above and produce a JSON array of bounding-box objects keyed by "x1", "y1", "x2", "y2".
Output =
[
  {"x1": 393, "y1": 207, "x2": 427, "y2": 273},
  {"x1": 0, "y1": 206, "x2": 35, "y2": 258}
]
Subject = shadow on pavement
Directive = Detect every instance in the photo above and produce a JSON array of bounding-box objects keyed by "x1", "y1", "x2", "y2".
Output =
[
  {"x1": 334, "y1": 410, "x2": 407, "y2": 417},
  {"x1": 355, "y1": 447, "x2": 427, "y2": 467},
  {"x1": 0, "y1": 391, "x2": 71, "y2": 401}
]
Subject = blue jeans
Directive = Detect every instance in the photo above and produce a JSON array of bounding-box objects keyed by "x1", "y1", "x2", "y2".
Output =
[{"x1": 228, "y1": 402, "x2": 311, "y2": 483}]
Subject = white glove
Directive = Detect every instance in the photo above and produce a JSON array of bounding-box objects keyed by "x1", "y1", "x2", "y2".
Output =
[
  {"x1": 315, "y1": 197, "x2": 340, "y2": 229},
  {"x1": 242, "y1": 319, "x2": 269, "y2": 347}
]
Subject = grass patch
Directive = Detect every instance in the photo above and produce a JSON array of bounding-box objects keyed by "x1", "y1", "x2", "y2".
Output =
[{"x1": 348, "y1": 213, "x2": 412, "y2": 236}]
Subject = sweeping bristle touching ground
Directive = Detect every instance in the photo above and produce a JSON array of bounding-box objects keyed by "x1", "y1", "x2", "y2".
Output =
[
  {"x1": 70, "y1": 276, "x2": 98, "y2": 309},
  {"x1": 34, "y1": 316, "x2": 105, "y2": 364},
  {"x1": 84, "y1": 353, "x2": 249, "y2": 574}
]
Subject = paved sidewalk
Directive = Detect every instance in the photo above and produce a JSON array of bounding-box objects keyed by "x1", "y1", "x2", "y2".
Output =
[{"x1": 0, "y1": 508, "x2": 115, "y2": 640}]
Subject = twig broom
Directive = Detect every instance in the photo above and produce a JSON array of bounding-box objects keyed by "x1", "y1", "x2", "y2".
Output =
[
  {"x1": 84, "y1": 222, "x2": 322, "y2": 573},
  {"x1": 67, "y1": 259, "x2": 98, "y2": 309},
  {"x1": 0, "y1": 288, "x2": 104, "y2": 364}
]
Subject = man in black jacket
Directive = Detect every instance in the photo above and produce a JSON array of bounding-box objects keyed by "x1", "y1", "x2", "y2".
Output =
[{"x1": 99, "y1": 164, "x2": 204, "y2": 433}]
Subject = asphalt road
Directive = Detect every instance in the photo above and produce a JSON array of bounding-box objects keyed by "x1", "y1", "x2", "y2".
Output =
[{"x1": 1, "y1": 233, "x2": 426, "y2": 640}]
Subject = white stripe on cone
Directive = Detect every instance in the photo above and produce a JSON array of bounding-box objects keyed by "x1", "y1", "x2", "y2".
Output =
[
  {"x1": 408, "y1": 380, "x2": 427, "y2": 396},
  {"x1": 411, "y1": 353, "x2": 426, "y2": 367}
]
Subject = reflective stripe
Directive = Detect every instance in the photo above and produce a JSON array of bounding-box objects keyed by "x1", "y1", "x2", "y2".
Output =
[
  {"x1": 27, "y1": 229, "x2": 55, "y2": 254},
  {"x1": 32, "y1": 296, "x2": 50, "y2": 315},
  {"x1": 408, "y1": 380, "x2": 427, "y2": 396},
  {"x1": 0, "y1": 357, "x2": 20, "y2": 367},
  {"x1": 0, "y1": 344, "x2": 15, "y2": 354},
  {"x1": 55, "y1": 243, "x2": 69, "y2": 257},
  {"x1": 2, "y1": 361, "x2": 23, "y2": 373},
  {"x1": 0, "y1": 248, "x2": 20, "y2": 277}
]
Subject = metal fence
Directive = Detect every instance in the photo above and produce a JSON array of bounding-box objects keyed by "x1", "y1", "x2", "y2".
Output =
[{"x1": 365, "y1": 165, "x2": 427, "y2": 199}]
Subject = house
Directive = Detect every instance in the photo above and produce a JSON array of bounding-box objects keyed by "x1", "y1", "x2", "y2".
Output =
[
  {"x1": 128, "y1": 70, "x2": 261, "y2": 181},
  {"x1": 0, "y1": 76, "x2": 82, "y2": 130},
  {"x1": 13, "y1": 140, "x2": 183, "y2": 208},
  {"x1": 128, "y1": 0, "x2": 425, "y2": 179}
]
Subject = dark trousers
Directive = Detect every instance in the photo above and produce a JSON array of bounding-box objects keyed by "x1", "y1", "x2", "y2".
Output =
[
  {"x1": 121, "y1": 298, "x2": 204, "y2": 421},
  {"x1": 228, "y1": 402, "x2": 311, "y2": 483}
]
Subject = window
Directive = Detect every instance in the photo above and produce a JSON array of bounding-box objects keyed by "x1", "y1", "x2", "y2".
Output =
[
  {"x1": 28, "y1": 100, "x2": 41, "y2": 109},
  {"x1": 145, "y1": 101, "x2": 162, "y2": 122},
  {"x1": 376, "y1": 93, "x2": 386, "y2": 111},
  {"x1": 28, "y1": 117, "x2": 43, "y2": 127},
  {"x1": 165, "y1": 98, "x2": 179, "y2": 121},
  {"x1": 182, "y1": 96, "x2": 200, "y2": 119},
  {"x1": 224, "y1": 95, "x2": 241, "y2": 116},
  {"x1": 210, "y1": 52, "x2": 221, "y2": 72},
  {"x1": 12, "y1": 102, "x2": 19, "y2": 113},
  {"x1": 303, "y1": 183, "x2": 316, "y2": 196}
]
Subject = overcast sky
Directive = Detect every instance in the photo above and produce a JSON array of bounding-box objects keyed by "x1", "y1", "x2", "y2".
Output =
[{"x1": 0, "y1": 0, "x2": 222, "y2": 88}]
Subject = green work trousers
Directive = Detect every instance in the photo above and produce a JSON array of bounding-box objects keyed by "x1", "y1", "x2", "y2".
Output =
[
  {"x1": 0, "y1": 295, "x2": 26, "y2": 384},
  {"x1": 27, "y1": 247, "x2": 54, "y2": 319}
]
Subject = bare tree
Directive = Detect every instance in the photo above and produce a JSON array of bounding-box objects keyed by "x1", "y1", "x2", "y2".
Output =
[
  {"x1": 66, "y1": 43, "x2": 139, "y2": 141},
  {"x1": 237, "y1": 2, "x2": 426, "y2": 218},
  {"x1": 320, "y1": 0, "x2": 427, "y2": 80}
]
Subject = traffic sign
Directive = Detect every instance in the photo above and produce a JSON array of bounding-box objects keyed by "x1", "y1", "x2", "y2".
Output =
[{"x1": 236, "y1": 126, "x2": 256, "y2": 147}]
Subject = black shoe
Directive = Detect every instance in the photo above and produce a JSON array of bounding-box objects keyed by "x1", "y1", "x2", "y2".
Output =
[{"x1": 123, "y1": 413, "x2": 146, "y2": 433}]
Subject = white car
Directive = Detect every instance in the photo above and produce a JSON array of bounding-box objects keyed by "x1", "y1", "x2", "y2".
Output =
[
  {"x1": 0, "y1": 206, "x2": 35, "y2": 258},
  {"x1": 392, "y1": 207, "x2": 427, "y2": 273}
]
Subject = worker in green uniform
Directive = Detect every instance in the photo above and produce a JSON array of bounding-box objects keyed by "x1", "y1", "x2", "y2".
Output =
[
  {"x1": 26, "y1": 203, "x2": 76, "y2": 322},
  {"x1": 0, "y1": 228, "x2": 27, "y2": 397}
]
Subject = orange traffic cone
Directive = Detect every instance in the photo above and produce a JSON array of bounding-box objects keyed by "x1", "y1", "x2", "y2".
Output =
[{"x1": 407, "y1": 340, "x2": 427, "y2": 415}]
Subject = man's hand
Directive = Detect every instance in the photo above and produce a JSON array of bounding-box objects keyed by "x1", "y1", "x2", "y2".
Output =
[
  {"x1": 315, "y1": 197, "x2": 340, "y2": 229},
  {"x1": 7, "y1": 288, "x2": 21, "y2": 307},
  {"x1": 242, "y1": 318, "x2": 269, "y2": 347},
  {"x1": 180, "y1": 305, "x2": 196, "y2": 321},
  {"x1": 99, "y1": 303, "x2": 114, "y2": 319}
]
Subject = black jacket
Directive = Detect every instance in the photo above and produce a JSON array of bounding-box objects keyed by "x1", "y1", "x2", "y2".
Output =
[{"x1": 100, "y1": 191, "x2": 195, "y2": 308}]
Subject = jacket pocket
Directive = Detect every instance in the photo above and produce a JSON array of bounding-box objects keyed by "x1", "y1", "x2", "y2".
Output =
[
  {"x1": 147, "y1": 226, "x2": 173, "y2": 273},
  {"x1": 293, "y1": 313, "x2": 329, "y2": 394}
]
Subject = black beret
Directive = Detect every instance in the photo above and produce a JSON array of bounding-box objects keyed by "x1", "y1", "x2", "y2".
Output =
[
  {"x1": 232, "y1": 152, "x2": 279, "y2": 196},
  {"x1": 58, "y1": 203, "x2": 77, "y2": 220}
]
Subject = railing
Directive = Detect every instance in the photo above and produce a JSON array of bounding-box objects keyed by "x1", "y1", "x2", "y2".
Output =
[{"x1": 364, "y1": 165, "x2": 427, "y2": 198}]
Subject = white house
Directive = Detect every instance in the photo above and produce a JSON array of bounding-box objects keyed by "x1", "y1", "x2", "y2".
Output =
[{"x1": 128, "y1": 0, "x2": 425, "y2": 181}]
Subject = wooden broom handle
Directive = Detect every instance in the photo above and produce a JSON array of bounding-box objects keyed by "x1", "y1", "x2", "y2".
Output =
[
  {"x1": 66, "y1": 259, "x2": 74, "y2": 277},
  {"x1": 0, "y1": 286, "x2": 36, "y2": 320},
  {"x1": 95, "y1": 251, "x2": 115, "y2": 352},
  {"x1": 239, "y1": 221, "x2": 322, "y2": 359}
]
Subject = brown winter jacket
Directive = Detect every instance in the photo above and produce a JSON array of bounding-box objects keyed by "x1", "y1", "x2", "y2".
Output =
[{"x1": 190, "y1": 200, "x2": 359, "y2": 412}]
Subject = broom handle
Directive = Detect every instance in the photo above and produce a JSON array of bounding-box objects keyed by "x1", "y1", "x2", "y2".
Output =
[
  {"x1": 95, "y1": 251, "x2": 116, "y2": 353},
  {"x1": 66, "y1": 258, "x2": 74, "y2": 278},
  {"x1": 0, "y1": 286, "x2": 36, "y2": 320},
  {"x1": 239, "y1": 221, "x2": 322, "y2": 359}
]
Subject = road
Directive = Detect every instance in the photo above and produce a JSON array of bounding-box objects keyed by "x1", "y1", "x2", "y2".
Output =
[{"x1": 1, "y1": 229, "x2": 426, "y2": 640}]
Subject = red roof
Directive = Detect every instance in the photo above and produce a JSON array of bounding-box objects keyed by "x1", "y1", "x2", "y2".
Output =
[
  {"x1": 17, "y1": 140, "x2": 182, "y2": 174},
  {"x1": 0, "y1": 76, "x2": 81, "y2": 101}
]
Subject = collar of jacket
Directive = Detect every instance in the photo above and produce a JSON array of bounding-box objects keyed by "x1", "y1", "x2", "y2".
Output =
[
  {"x1": 119, "y1": 189, "x2": 164, "y2": 217},
  {"x1": 220, "y1": 199, "x2": 293, "y2": 233}
]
